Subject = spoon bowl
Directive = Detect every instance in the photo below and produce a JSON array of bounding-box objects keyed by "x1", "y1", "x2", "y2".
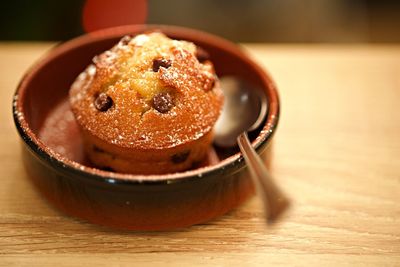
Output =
[
  {"x1": 214, "y1": 77, "x2": 289, "y2": 222},
  {"x1": 214, "y1": 77, "x2": 267, "y2": 147}
]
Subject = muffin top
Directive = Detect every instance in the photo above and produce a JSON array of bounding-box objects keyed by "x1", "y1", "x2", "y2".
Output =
[{"x1": 69, "y1": 32, "x2": 223, "y2": 149}]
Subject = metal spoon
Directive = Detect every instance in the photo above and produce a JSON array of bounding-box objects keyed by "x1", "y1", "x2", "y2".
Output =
[{"x1": 214, "y1": 77, "x2": 289, "y2": 222}]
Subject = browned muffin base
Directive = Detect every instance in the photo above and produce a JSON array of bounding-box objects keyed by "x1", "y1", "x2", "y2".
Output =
[{"x1": 83, "y1": 129, "x2": 214, "y2": 174}]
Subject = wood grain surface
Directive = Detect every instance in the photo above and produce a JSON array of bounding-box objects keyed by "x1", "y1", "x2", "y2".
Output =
[{"x1": 0, "y1": 43, "x2": 399, "y2": 266}]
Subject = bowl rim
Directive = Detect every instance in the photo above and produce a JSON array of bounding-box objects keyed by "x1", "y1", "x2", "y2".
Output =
[{"x1": 13, "y1": 24, "x2": 280, "y2": 185}]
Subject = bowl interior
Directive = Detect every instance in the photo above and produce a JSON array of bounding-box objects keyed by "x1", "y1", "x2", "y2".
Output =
[{"x1": 15, "y1": 25, "x2": 279, "y2": 182}]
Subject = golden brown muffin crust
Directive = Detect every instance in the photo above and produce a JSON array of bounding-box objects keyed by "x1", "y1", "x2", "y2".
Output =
[{"x1": 70, "y1": 32, "x2": 223, "y2": 150}]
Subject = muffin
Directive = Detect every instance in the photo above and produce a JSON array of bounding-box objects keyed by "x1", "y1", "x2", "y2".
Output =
[{"x1": 69, "y1": 32, "x2": 223, "y2": 174}]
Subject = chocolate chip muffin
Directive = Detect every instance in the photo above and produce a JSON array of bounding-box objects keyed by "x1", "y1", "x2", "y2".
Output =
[{"x1": 69, "y1": 32, "x2": 223, "y2": 174}]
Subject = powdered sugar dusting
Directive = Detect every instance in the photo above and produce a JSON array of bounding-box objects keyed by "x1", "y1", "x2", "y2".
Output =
[
  {"x1": 69, "y1": 32, "x2": 223, "y2": 150},
  {"x1": 132, "y1": 34, "x2": 150, "y2": 46}
]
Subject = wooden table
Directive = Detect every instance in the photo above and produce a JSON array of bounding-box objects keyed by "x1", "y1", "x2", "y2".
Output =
[{"x1": 1, "y1": 43, "x2": 399, "y2": 266}]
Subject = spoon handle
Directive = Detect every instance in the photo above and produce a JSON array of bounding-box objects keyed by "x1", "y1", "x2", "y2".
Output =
[{"x1": 237, "y1": 132, "x2": 289, "y2": 223}]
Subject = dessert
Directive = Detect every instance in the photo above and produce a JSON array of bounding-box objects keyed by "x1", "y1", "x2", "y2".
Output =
[{"x1": 69, "y1": 32, "x2": 223, "y2": 174}]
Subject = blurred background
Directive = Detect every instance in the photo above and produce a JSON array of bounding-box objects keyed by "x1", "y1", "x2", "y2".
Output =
[{"x1": 1, "y1": 0, "x2": 399, "y2": 43}]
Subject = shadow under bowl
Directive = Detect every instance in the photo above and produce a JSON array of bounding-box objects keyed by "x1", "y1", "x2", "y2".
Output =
[{"x1": 13, "y1": 25, "x2": 280, "y2": 231}]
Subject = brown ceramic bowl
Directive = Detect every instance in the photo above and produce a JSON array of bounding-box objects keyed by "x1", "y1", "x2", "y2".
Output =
[{"x1": 13, "y1": 25, "x2": 279, "y2": 230}]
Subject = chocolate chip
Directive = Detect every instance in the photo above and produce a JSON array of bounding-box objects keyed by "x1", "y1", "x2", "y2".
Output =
[
  {"x1": 93, "y1": 145, "x2": 105, "y2": 153},
  {"x1": 195, "y1": 46, "x2": 210, "y2": 63},
  {"x1": 203, "y1": 76, "x2": 216, "y2": 91},
  {"x1": 119, "y1": 35, "x2": 132, "y2": 46},
  {"x1": 152, "y1": 58, "x2": 172, "y2": 72},
  {"x1": 94, "y1": 93, "x2": 113, "y2": 112},
  {"x1": 152, "y1": 92, "x2": 174, "y2": 113},
  {"x1": 210, "y1": 78, "x2": 216, "y2": 89},
  {"x1": 92, "y1": 145, "x2": 115, "y2": 159},
  {"x1": 171, "y1": 150, "x2": 190, "y2": 164}
]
